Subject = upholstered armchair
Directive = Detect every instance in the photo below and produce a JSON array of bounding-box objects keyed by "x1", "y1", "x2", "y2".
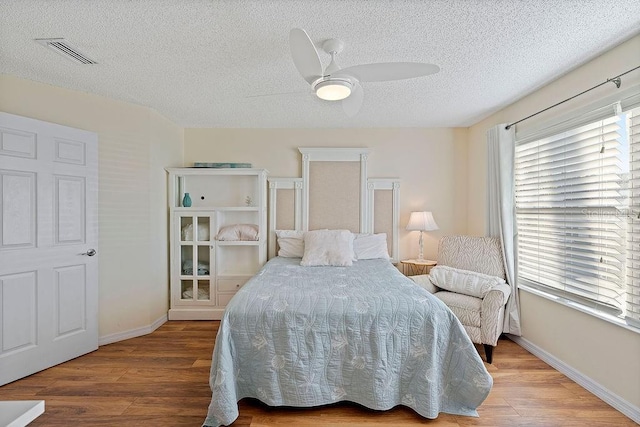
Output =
[{"x1": 410, "y1": 235, "x2": 511, "y2": 363}]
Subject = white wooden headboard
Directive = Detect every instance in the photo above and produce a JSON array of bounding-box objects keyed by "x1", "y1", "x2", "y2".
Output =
[{"x1": 268, "y1": 147, "x2": 400, "y2": 262}]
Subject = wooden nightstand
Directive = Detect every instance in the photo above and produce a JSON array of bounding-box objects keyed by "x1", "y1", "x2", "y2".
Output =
[{"x1": 400, "y1": 259, "x2": 437, "y2": 276}]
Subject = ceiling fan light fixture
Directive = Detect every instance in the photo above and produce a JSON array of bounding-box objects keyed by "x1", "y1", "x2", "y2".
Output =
[{"x1": 315, "y1": 80, "x2": 352, "y2": 101}]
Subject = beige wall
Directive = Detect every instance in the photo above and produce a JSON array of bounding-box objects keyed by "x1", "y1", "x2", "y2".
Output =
[
  {"x1": 184, "y1": 127, "x2": 469, "y2": 261},
  {"x1": 520, "y1": 292, "x2": 640, "y2": 405},
  {"x1": 0, "y1": 74, "x2": 184, "y2": 338},
  {"x1": 148, "y1": 112, "x2": 184, "y2": 323},
  {"x1": 467, "y1": 35, "x2": 640, "y2": 408}
]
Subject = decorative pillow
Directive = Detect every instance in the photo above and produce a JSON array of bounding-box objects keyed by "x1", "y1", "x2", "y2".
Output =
[
  {"x1": 353, "y1": 233, "x2": 390, "y2": 260},
  {"x1": 429, "y1": 265, "x2": 506, "y2": 298},
  {"x1": 275, "y1": 230, "x2": 305, "y2": 257},
  {"x1": 301, "y1": 229, "x2": 354, "y2": 267},
  {"x1": 182, "y1": 223, "x2": 210, "y2": 241},
  {"x1": 216, "y1": 224, "x2": 259, "y2": 241}
]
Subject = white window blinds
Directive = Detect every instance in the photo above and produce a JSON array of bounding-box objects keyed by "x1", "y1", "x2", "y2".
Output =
[
  {"x1": 515, "y1": 114, "x2": 628, "y2": 314},
  {"x1": 626, "y1": 107, "x2": 640, "y2": 325}
]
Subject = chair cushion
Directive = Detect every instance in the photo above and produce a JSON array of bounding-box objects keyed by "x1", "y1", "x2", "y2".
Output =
[
  {"x1": 429, "y1": 265, "x2": 506, "y2": 298},
  {"x1": 435, "y1": 291, "x2": 482, "y2": 328},
  {"x1": 438, "y1": 236, "x2": 506, "y2": 279}
]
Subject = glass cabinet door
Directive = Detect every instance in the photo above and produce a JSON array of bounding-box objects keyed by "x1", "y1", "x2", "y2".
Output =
[{"x1": 177, "y1": 213, "x2": 215, "y2": 303}]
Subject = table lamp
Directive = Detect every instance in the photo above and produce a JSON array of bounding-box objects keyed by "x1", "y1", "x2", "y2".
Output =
[{"x1": 406, "y1": 211, "x2": 439, "y2": 261}]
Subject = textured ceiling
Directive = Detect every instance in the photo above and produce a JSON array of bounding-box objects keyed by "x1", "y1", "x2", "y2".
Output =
[{"x1": 1, "y1": 1, "x2": 639, "y2": 128}]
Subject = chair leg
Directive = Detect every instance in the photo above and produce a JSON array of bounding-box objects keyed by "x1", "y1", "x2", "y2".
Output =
[{"x1": 483, "y1": 344, "x2": 494, "y2": 364}]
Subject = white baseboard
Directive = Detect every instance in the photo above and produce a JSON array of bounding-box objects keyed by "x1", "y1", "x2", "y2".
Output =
[
  {"x1": 508, "y1": 335, "x2": 640, "y2": 424},
  {"x1": 98, "y1": 313, "x2": 168, "y2": 346}
]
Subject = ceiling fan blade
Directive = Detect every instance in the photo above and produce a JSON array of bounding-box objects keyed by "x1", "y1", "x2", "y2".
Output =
[
  {"x1": 289, "y1": 28, "x2": 323, "y2": 84},
  {"x1": 245, "y1": 90, "x2": 310, "y2": 99},
  {"x1": 335, "y1": 62, "x2": 439, "y2": 82},
  {"x1": 342, "y1": 82, "x2": 363, "y2": 117}
]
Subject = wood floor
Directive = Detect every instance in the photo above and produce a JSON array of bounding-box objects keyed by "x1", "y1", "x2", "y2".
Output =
[{"x1": 0, "y1": 321, "x2": 634, "y2": 427}]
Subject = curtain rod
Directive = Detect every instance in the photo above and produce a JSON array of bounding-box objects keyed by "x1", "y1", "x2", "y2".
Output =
[{"x1": 504, "y1": 64, "x2": 640, "y2": 130}]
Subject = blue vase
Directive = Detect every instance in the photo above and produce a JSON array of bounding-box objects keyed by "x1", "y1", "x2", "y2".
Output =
[{"x1": 182, "y1": 192, "x2": 192, "y2": 207}]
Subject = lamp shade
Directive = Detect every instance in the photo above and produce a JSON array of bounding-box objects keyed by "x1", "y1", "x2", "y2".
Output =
[{"x1": 406, "y1": 211, "x2": 439, "y2": 231}]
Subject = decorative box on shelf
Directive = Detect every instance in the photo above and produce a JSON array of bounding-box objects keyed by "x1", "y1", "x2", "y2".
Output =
[{"x1": 193, "y1": 162, "x2": 252, "y2": 168}]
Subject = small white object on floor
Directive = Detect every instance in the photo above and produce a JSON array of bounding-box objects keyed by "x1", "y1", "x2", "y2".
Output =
[{"x1": 0, "y1": 400, "x2": 45, "y2": 427}]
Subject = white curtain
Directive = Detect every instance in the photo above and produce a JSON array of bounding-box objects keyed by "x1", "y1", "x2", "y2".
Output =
[{"x1": 487, "y1": 124, "x2": 521, "y2": 336}]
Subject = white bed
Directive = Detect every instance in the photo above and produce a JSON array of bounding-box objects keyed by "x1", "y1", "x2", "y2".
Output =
[
  {"x1": 202, "y1": 148, "x2": 493, "y2": 426},
  {"x1": 203, "y1": 256, "x2": 492, "y2": 426}
]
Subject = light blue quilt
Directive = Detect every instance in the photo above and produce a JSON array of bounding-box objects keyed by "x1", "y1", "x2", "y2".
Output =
[{"x1": 203, "y1": 257, "x2": 492, "y2": 426}]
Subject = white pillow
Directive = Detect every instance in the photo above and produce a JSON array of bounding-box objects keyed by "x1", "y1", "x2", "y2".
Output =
[
  {"x1": 429, "y1": 265, "x2": 506, "y2": 298},
  {"x1": 182, "y1": 223, "x2": 210, "y2": 241},
  {"x1": 216, "y1": 224, "x2": 259, "y2": 241},
  {"x1": 301, "y1": 229, "x2": 354, "y2": 267},
  {"x1": 353, "y1": 233, "x2": 390, "y2": 260},
  {"x1": 275, "y1": 230, "x2": 305, "y2": 257}
]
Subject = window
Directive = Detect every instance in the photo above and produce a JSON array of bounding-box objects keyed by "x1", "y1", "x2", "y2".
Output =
[
  {"x1": 626, "y1": 107, "x2": 640, "y2": 325},
  {"x1": 515, "y1": 104, "x2": 640, "y2": 326}
]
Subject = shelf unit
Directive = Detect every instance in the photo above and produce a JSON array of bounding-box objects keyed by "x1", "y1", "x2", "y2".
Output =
[{"x1": 167, "y1": 168, "x2": 268, "y2": 320}]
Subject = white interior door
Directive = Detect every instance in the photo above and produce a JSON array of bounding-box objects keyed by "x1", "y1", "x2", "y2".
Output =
[{"x1": 0, "y1": 112, "x2": 98, "y2": 385}]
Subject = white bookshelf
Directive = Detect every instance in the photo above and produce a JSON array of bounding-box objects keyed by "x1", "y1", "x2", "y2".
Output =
[{"x1": 166, "y1": 168, "x2": 268, "y2": 320}]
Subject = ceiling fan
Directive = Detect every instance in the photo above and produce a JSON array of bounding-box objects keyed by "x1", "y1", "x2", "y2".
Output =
[{"x1": 289, "y1": 28, "x2": 440, "y2": 117}]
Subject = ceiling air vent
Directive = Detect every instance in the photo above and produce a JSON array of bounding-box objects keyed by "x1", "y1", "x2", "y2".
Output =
[{"x1": 35, "y1": 38, "x2": 97, "y2": 65}]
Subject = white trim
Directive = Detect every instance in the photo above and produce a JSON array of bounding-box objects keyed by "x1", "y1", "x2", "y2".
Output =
[
  {"x1": 367, "y1": 178, "x2": 401, "y2": 262},
  {"x1": 165, "y1": 167, "x2": 268, "y2": 176},
  {"x1": 508, "y1": 335, "x2": 640, "y2": 424},
  {"x1": 360, "y1": 152, "x2": 369, "y2": 232},
  {"x1": 258, "y1": 169, "x2": 268, "y2": 265},
  {"x1": 269, "y1": 180, "x2": 278, "y2": 259},
  {"x1": 301, "y1": 152, "x2": 310, "y2": 230},
  {"x1": 366, "y1": 182, "x2": 374, "y2": 234},
  {"x1": 268, "y1": 177, "x2": 303, "y2": 259},
  {"x1": 297, "y1": 147, "x2": 370, "y2": 161},
  {"x1": 392, "y1": 181, "x2": 400, "y2": 263},
  {"x1": 168, "y1": 308, "x2": 224, "y2": 320},
  {"x1": 98, "y1": 314, "x2": 168, "y2": 346}
]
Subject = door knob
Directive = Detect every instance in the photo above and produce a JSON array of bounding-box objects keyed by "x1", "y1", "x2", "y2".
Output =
[{"x1": 81, "y1": 249, "x2": 97, "y2": 256}]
